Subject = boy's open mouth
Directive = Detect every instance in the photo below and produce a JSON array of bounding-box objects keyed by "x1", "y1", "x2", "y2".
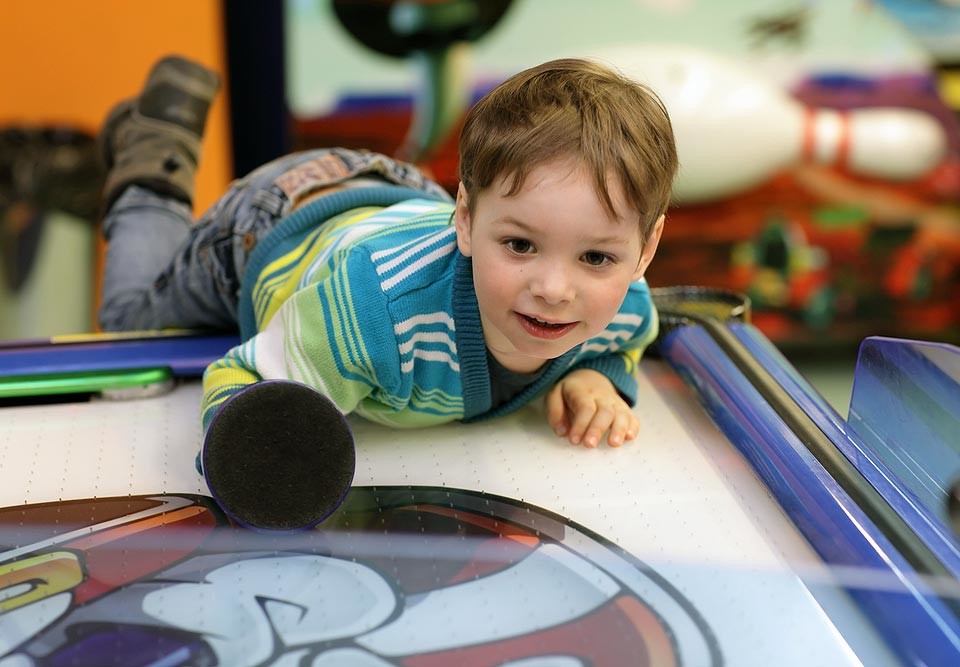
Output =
[{"x1": 516, "y1": 313, "x2": 577, "y2": 339}]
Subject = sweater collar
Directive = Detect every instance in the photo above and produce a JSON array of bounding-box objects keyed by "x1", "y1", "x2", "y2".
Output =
[{"x1": 452, "y1": 253, "x2": 490, "y2": 418}]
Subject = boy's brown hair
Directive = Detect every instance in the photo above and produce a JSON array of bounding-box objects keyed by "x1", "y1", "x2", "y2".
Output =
[{"x1": 458, "y1": 58, "x2": 678, "y2": 241}]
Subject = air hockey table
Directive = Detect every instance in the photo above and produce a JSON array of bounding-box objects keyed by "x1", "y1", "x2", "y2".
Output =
[{"x1": 0, "y1": 290, "x2": 958, "y2": 666}]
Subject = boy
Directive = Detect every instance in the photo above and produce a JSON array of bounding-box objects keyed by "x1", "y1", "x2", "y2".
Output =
[{"x1": 98, "y1": 56, "x2": 678, "y2": 531}]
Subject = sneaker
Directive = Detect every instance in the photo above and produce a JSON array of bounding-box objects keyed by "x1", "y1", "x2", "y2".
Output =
[
  {"x1": 137, "y1": 56, "x2": 222, "y2": 139},
  {"x1": 99, "y1": 56, "x2": 221, "y2": 209}
]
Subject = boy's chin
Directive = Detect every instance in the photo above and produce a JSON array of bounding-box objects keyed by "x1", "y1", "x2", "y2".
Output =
[
  {"x1": 492, "y1": 349, "x2": 551, "y2": 374},
  {"x1": 516, "y1": 335, "x2": 586, "y2": 357},
  {"x1": 512, "y1": 345, "x2": 576, "y2": 366}
]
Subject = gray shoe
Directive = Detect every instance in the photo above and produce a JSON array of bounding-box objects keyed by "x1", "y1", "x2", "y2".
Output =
[{"x1": 100, "y1": 56, "x2": 221, "y2": 210}]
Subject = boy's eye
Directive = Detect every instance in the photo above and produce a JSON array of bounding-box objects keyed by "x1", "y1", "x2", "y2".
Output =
[
  {"x1": 582, "y1": 251, "x2": 613, "y2": 267},
  {"x1": 504, "y1": 238, "x2": 533, "y2": 254}
]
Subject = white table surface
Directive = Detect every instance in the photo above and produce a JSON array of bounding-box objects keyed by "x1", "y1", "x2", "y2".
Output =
[{"x1": 0, "y1": 360, "x2": 897, "y2": 665}]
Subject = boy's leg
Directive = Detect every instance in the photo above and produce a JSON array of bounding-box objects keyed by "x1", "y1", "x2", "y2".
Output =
[
  {"x1": 98, "y1": 56, "x2": 225, "y2": 331},
  {"x1": 99, "y1": 186, "x2": 196, "y2": 330}
]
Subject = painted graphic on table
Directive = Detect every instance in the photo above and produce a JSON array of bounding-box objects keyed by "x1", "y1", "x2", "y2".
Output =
[{"x1": 0, "y1": 488, "x2": 721, "y2": 666}]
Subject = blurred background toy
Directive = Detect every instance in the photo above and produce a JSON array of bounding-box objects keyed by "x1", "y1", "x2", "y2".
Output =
[{"x1": 0, "y1": 0, "x2": 957, "y2": 360}]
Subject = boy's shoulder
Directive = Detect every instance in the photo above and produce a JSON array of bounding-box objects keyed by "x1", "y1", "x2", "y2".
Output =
[
  {"x1": 589, "y1": 280, "x2": 655, "y2": 334},
  {"x1": 573, "y1": 279, "x2": 657, "y2": 360},
  {"x1": 354, "y1": 198, "x2": 456, "y2": 263},
  {"x1": 354, "y1": 198, "x2": 454, "y2": 254},
  {"x1": 619, "y1": 279, "x2": 656, "y2": 319},
  {"x1": 342, "y1": 198, "x2": 460, "y2": 301}
]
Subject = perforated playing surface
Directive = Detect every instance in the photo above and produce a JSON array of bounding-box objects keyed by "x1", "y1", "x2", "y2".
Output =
[{"x1": 0, "y1": 360, "x2": 897, "y2": 665}]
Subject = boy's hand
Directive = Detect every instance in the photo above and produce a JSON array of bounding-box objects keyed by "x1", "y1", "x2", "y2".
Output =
[{"x1": 545, "y1": 369, "x2": 639, "y2": 448}]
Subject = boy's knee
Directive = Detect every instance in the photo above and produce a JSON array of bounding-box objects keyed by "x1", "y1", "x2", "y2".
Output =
[
  {"x1": 98, "y1": 296, "x2": 151, "y2": 332},
  {"x1": 97, "y1": 307, "x2": 131, "y2": 333}
]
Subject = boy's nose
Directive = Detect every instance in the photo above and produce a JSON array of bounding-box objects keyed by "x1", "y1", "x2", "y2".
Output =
[{"x1": 529, "y1": 264, "x2": 574, "y2": 305}]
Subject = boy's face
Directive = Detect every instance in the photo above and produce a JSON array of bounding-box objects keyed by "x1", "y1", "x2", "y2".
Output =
[{"x1": 455, "y1": 157, "x2": 663, "y2": 374}]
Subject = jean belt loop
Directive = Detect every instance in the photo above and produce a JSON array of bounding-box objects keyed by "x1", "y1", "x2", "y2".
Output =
[{"x1": 251, "y1": 187, "x2": 288, "y2": 218}]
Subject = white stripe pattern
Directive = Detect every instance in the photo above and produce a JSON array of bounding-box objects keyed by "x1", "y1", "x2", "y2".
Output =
[
  {"x1": 248, "y1": 305, "x2": 292, "y2": 379},
  {"x1": 380, "y1": 241, "x2": 457, "y2": 291},
  {"x1": 611, "y1": 313, "x2": 646, "y2": 327},
  {"x1": 581, "y1": 341, "x2": 622, "y2": 354},
  {"x1": 398, "y1": 331, "x2": 457, "y2": 355},
  {"x1": 283, "y1": 302, "x2": 309, "y2": 385},
  {"x1": 376, "y1": 227, "x2": 456, "y2": 275},
  {"x1": 254, "y1": 300, "x2": 334, "y2": 399},
  {"x1": 395, "y1": 312, "x2": 459, "y2": 373},
  {"x1": 579, "y1": 326, "x2": 637, "y2": 355},
  {"x1": 367, "y1": 203, "x2": 443, "y2": 260},
  {"x1": 369, "y1": 235, "x2": 428, "y2": 262},
  {"x1": 592, "y1": 328, "x2": 635, "y2": 343},
  {"x1": 395, "y1": 312, "x2": 456, "y2": 335},
  {"x1": 400, "y1": 349, "x2": 460, "y2": 373},
  {"x1": 299, "y1": 201, "x2": 443, "y2": 287},
  {"x1": 301, "y1": 221, "x2": 389, "y2": 287}
]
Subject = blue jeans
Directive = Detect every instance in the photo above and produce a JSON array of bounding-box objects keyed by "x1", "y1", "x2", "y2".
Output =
[{"x1": 99, "y1": 148, "x2": 451, "y2": 331}]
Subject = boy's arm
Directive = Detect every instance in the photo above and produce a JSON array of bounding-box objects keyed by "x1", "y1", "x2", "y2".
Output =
[
  {"x1": 200, "y1": 253, "x2": 396, "y2": 432},
  {"x1": 201, "y1": 339, "x2": 264, "y2": 432}
]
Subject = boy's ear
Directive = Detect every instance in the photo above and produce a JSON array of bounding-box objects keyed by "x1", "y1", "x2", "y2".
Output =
[
  {"x1": 633, "y1": 214, "x2": 665, "y2": 281},
  {"x1": 454, "y1": 183, "x2": 473, "y2": 257}
]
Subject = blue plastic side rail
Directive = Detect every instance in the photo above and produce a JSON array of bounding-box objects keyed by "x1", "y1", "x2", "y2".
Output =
[
  {"x1": 0, "y1": 334, "x2": 240, "y2": 378},
  {"x1": 848, "y1": 337, "x2": 960, "y2": 528},
  {"x1": 731, "y1": 325, "x2": 960, "y2": 581},
  {"x1": 660, "y1": 325, "x2": 960, "y2": 666}
]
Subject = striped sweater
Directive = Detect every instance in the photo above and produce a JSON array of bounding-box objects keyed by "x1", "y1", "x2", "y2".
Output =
[{"x1": 201, "y1": 186, "x2": 659, "y2": 431}]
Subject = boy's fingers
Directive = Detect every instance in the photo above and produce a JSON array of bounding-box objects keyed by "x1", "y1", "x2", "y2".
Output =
[
  {"x1": 545, "y1": 387, "x2": 568, "y2": 436},
  {"x1": 606, "y1": 410, "x2": 635, "y2": 447},
  {"x1": 606, "y1": 412, "x2": 627, "y2": 447},
  {"x1": 567, "y1": 402, "x2": 598, "y2": 445},
  {"x1": 581, "y1": 405, "x2": 615, "y2": 449},
  {"x1": 545, "y1": 385, "x2": 563, "y2": 418}
]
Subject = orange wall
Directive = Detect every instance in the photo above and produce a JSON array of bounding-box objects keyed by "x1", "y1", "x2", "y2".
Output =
[{"x1": 0, "y1": 0, "x2": 232, "y2": 213}]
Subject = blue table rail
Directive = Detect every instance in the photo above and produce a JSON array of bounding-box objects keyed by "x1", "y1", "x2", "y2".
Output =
[
  {"x1": 656, "y1": 300, "x2": 960, "y2": 666},
  {"x1": 0, "y1": 330, "x2": 238, "y2": 397}
]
